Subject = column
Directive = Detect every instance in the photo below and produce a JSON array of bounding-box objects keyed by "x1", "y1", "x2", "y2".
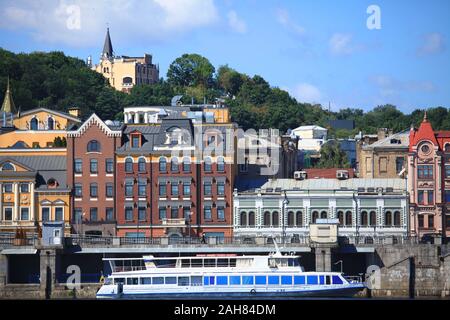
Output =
[
  {"x1": 0, "y1": 183, "x2": 3, "y2": 222},
  {"x1": 39, "y1": 249, "x2": 57, "y2": 299},
  {"x1": 14, "y1": 183, "x2": 19, "y2": 222},
  {"x1": 0, "y1": 253, "x2": 7, "y2": 286},
  {"x1": 315, "y1": 247, "x2": 332, "y2": 272},
  {"x1": 144, "y1": 112, "x2": 149, "y2": 124},
  {"x1": 30, "y1": 182, "x2": 35, "y2": 222},
  {"x1": 134, "y1": 112, "x2": 139, "y2": 124}
]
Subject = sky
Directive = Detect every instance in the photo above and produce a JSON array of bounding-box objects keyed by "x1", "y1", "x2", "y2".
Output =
[{"x1": 0, "y1": 0, "x2": 449, "y2": 113}]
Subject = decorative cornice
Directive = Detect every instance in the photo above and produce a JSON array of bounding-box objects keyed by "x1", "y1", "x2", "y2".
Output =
[{"x1": 67, "y1": 113, "x2": 122, "y2": 138}]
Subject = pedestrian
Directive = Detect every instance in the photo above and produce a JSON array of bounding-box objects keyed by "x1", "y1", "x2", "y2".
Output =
[{"x1": 201, "y1": 233, "x2": 206, "y2": 244}]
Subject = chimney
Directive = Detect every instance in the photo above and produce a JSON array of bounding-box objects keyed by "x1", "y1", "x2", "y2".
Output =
[
  {"x1": 68, "y1": 107, "x2": 81, "y2": 118},
  {"x1": 377, "y1": 128, "x2": 388, "y2": 141}
]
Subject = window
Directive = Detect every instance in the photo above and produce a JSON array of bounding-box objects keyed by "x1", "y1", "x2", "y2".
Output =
[
  {"x1": 216, "y1": 276, "x2": 228, "y2": 285},
  {"x1": 240, "y1": 212, "x2": 247, "y2": 226},
  {"x1": 74, "y1": 159, "x2": 82, "y2": 174},
  {"x1": 106, "y1": 159, "x2": 114, "y2": 173},
  {"x1": 125, "y1": 158, "x2": 133, "y2": 173},
  {"x1": 90, "y1": 208, "x2": 98, "y2": 221},
  {"x1": 74, "y1": 184, "x2": 82, "y2": 197},
  {"x1": 379, "y1": 157, "x2": 387, "y2": 173},
  {"x1": 140, "y1": 278, "x2": 151, "y2": 285},
  {"x1": 171, "y1": 208, "x2": 178, "y2": 219},
  {"x1": 183, "y1": 158, "x2": 190, "y2": 172},
  {"x1": 345, "y1": 211, "x2": 352, "y2": 227},
  {"x1": 183, "y1": 182, "x2": 191, "y2": 196},
  {"x1": 361, "y1": 211, "x2": 368, "y2": 226},
  {"x1": 159, "y1": 158, "x2": 167, "y2": 172},
  {"x1": 369, "y1": 211, "x2": 376, "y2": 227},
  {"x1": 446, "y1": 164, "x2": 450, "y2": 178},
  {"x1": 296, "y1": 211, "x2": 303, "y2": 226},
  {"x1": 217, "y1": 157, "x2": 225, "y2": 172},
  {"x1": 2, "y1": 162, "x2": 15, "y2": 171},
  {"x1": 131, "y1": 134, "x2": 140, "y2": 148},
  {"x1": 272, "y1": 212, "x2": 279, "y2": 226},
  {"x1": 338, "y1": 211, "x2": 344, "y2": 226},
  {"x1": 138, "y1": 180, "x2": 146, "y2": 197},
  {"x1": 393, "y1": 211, "x2": 401, "y2": 227},
  {"x1": 90, "y1": 183, "x2": 98, "y2": 197},
  {"x1": 281, "y1": 276, "x2": 292, "y2": 285},
  {"x1": 159, "y1": 207, "x2": 166, "y2": 219},
  {"x1": 263, "y1": 211, "x2": 271, "y2": 226},
  {"x1": 294, "y1": 276, "x2": 305, "y2": 285},
  {"x1": 152, "y1": 277, "x2": 163, "y2": 285},
  {"x1": 127, "y1": 278, "x2": 138, "y2": 285},
  {"x1": 30, "y1": 117, "x2": 38, "y2": 130},
  {"x1": 239, "y1": 158, "x2": 249, "y2": 173},
  {"x1": 90, "y1": 159, "x2": 98, "y2": 174},
  {"x1": 217, "y1": 181, "x2": 225, "y2": 196},
  {"x1": 55, "y1": 207, "x2": 63, "y2": 221},
  {"x1": 138, "y1": 158, "x2": 146, "y2": 172},
  {"x1": 171, "y1": 158, "x2": 178, "y2": 172},
  {"x1": 42, "y1": 207, "x2": 50, "y2": 222},
  {"x1": 171, "y1": 183, "x2": 179, "y2": 197},
  {"x1": 106, "y1": 183, "x2": 113, "y2": 197},
  {"x1": 242, "y1": 276, "x2": 253, "y2": 285},
  {"x1": 3, "y1": 183, "x2": 13, "y2": 193},
  {"x1": 268, "y1": 276, "x2": 279, "y2": 285},
  {"x1": 204, "y1": 182, "x2": 212, "y2": 196},
  {"x1": 125, "y1": 207, "x2": 133, "y2": 221},
  {"x1": 20, "y1": 183, "x2": 29, "y2": 193},
  {"x1": 428, "y1": 190, "x2": 434, "y2": 205},
  {"x1": 125, "y1": 180, "x2": 133, "y2": 197},
  {"x1": 332, "y1": 276, "x2": 343, "y2": 285},
  {"x1": 73, "y1": 208, "x2": 81, "y2": 223},
  {"x1": 418, "y1": 190, "x2": 425, "y2": 204},
  {"x1": 87, "y1": 140, "x2": 100, "y2": 152},
  {"x1": 106, "y1": 208, "x2": 114, "y2": 221},
  {"x1": 249, "y1": 211, "x2": 255, "y2": 226},
  {"x1": 183, "y1": 207, "x2": 190, "y2": 220},
  {"x1": 396, "y1": 157, "x2": 405, "y2": 174},
  {"x1": 418, "y1": 165, "x2": 433, "y2": 179},
  {"x1": 446, "y1": 190, "x2": 450, "y2": 203},
  {"x1": 230, "y1": 276, "x2": 241, "y2": 285},
  {"x1": 217, "y1": 206, "x2": 225, "y2": 220},
  {"x1": 159, "y1": 184, "x2": 166, "y2": 197},
  {"x1": 428, "y1": 215, "x2": 434, "y2": 228},
  {"x1": 385, "y1": 211, "x2": 392, "y2": 226},
  {"x1": 204, "y1": 158, "x2": 212, "y2": 172},
  {"x1": 204, "y1": 206, "x2": 212, "y2": 220},
  {"x1": 138, "y1": 207, "x2": 146, "y2": 221},
  {"x1": 47, "y1": 117, "x2": 54, "y2": 130},
  {"x1": 255, "y1": 276, "x2": 266, "y2": 285},
  {"x1": 418, "y1": 215, "x2": 424, "y2": 228},
  {"x1": 307, "y1": 276, "x2": 318, "y2": 285},
  {"x1": 4, "y1": 208, "x2": 13, "y2": 221},
  {"x1": 20, "y1": 208, "x2": 29, "y2": 220}
]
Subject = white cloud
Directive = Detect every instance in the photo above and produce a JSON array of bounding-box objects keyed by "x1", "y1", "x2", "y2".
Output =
[
  {"x1": 417, "y1": 33, "x2": 446, "y2": 56},
  {"x1": 289, "y1": 83, "x2": 322, "y2": 103},
  {"x1": 370, "y1": 75, "x2": 436, "y2": 98},
  {"x1": 329, "y1": 33, "x2": 361, "y2": 56},
  {"x1": 0, "y1": 0, "x2": 219, "y2": 47},
  {"x1": 227, "y1": 10, "x2": 247, "y2": 34},
  {"x1": 276, "y1": 8, "x2": 305, "y2": 37}
]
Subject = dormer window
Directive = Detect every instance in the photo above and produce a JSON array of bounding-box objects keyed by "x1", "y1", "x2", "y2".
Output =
[
  {"x1": 87, "y1": 140, "x2": 101, "y2": 152},
  {"x1": 1, "y1": 162, "x2": 15, "y2": 171},
  {"x1": 47, "y1": 178, "x2": 58, "y2": 188},
  {"x1": 131, "y1": 133, "x2": 141, "y2": 148}
]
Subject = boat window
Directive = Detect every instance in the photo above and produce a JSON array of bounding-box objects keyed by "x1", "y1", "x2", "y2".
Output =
[
  {"x1": 288, "y1": 258, "x2": 299, "y2": 267},
  {"x1": 114, "y1": 278, "x2": 125, "y2": 284},
  {"x1": 332, "y1": 276, "x2": 343, "y2": 285},
  {"x1": 104, "y1": 278, "x2": 112, "y2": 285},
  {"x1": 181, "y1": 259, "x2": 190, "y2": 268},
  {"x1": 153, "y1": 277, "x2": 164, "y2": 285},
  {"x1": 216, "y1": 276, "x2": 228, "y2": 285},
  {"x1": 165, "y1": 277, "x2": 177, "y2": 285},
  {"x1": 126, "y1": 278, "x2": 138, "y2": 285},
  {"x1": 191, "y1": 276, "x2": 202, "y2": 286},
  {"x1": 242, "y1": 276, "x2": 254, "y2": 285},
  {"x1": 281, "y1": 276, "x2": 292, "y2": 285},
  {"x1": 178, "y1": 277, "x2": 190, "y2": 286},
  {"x1": 191, "y1": 259, "x2": 203, "y2": 267},
  {"x1": 294, "y1": 276, "x2": 305, "y2": 285},
  {"x1": 319, "y1": 275, "x2": 325, "y2": 285},
  {"x1": 326, "y1": 276, "x2": 331, "y2": 285},
  {"x1": 204, "y1": 259, "x2": 216, "y2": 267},
  {"x1": 268, "y1": 276, "x2": 279, "y2": 285},
  {"x1": 229, "y1": 259, "x2": 237, "y2": 267},
  {"x1": 307, "y1": 275, "x2": 318, "y2": 285},
  {"x1": 255, "y1": 276, "x2": 266, "y2": 285},
  {"x1": 229, "y1": 276, "x2": 241, "y2": 285},
  {"x1": 217, "y1": 259, "x2": 229, "y2": 267},
  {"x1": 140, "y1": 277, "x2": 152, "y2": 285}
]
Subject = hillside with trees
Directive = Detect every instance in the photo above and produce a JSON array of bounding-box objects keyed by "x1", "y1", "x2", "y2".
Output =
[{"x1": 1, "y1": 48, "x2": 449, "y2": 137}]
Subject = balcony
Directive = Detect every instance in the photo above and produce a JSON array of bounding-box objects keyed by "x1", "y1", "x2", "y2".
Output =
[{"x1": 161, "y1": 218, "x2": 187, "y2": 227}]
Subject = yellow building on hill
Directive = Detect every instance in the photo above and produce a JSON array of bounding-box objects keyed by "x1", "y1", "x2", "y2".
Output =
[{"x1": 91, "y1": 28, "x2": 159, "y2": 93}]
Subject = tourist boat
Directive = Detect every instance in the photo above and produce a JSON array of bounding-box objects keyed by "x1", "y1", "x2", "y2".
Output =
[{"x1": 96, "y1": 243, "x2": 366, "y2": 299}]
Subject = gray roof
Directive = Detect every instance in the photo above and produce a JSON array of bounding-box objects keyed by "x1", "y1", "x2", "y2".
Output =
[
  {"x1": 123, "y1": 125, "x2": 160, "y2": 134},
  {"x1": 13, "y1": 107, "x2": 81, "y2": 122},
  {"x1": 261, "y1": 178, "x2": 406, "y2": 191},
  {"x1": 102, "y1": 28, "x2": 113, "y2": 58},
  {"x1": 362, "y1": 130, "x2": 409, "y2": 150},
  {"x1": 0, "y1": 156, "x2": 66, "y2": 170}
]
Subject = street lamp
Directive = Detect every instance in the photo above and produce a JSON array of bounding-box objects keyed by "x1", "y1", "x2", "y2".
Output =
[{"x1": 334, "y1": 260, "x2": 343, "y2": 273}]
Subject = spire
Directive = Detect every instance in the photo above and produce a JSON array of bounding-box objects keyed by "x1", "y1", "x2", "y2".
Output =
[
  {"x1": 102, "y1": 27, "x2": 113, "y2": 59},
  {"x1": 1, "y1": 77, "x2": 16, "y2": 114},
  {"x1": 423, "y1": 110, "x2": 428, "y2": 122}
]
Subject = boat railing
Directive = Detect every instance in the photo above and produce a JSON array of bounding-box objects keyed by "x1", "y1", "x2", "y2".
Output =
[
  {"x1": 344, "y1": 275, "x2": 363, "y2": 284},
  {"x1": 113, "y1": 265, "x2": 147, "y2": 273}
]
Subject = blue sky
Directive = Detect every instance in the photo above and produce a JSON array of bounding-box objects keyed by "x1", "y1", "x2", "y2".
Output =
[{"x1": 0, "y1": 0, "x2": 449, "y2": 113}]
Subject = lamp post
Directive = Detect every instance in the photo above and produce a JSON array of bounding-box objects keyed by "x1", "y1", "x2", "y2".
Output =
[{"x1": 334, "y1": 260, "x2": 343, "y2": 274}]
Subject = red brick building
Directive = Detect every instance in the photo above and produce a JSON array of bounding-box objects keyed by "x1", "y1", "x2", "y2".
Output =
[{"x1": 67, "y1": 114, "x2": 122, "y2": 236}]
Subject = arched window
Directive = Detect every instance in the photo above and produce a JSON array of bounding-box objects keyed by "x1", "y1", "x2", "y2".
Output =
[
  {"x1": 393, "y1": 211, "x2": 401, "y2": 227},
  {"x1": 47, "y1": 178, "x2": 58, "y2": 188},
  {"x1": 369, "y1": 211, "x2": 377, "y2": 227},
  {"x1": 320, "y1": 211, "x2": 327, "y2": 219},
  {"x1": 123, "y1": 76, "x2": 133, "y2": 84},
  {"x1": 217, "y1": 157, "x2": 225, "y2": 172},
  {"x1": 272, "y1": 211, "x2": 279, "y2": 227},
  {"x1": 159, "y1": 157, "x2": 167, "y2": 172},
  {"x1": 125, "y1": 158, "x2": 133, "y2": 173},
  {"x1": 337, "y1": 211, "x2": 344, "y2": 226},
  {"x1": 296, "y1": 211, "x2": 303, "y2": 226},
  {"x1": 204, "y1": 157, "x2": 212, "y2": 172},
  {"x1": 248, "y1": 211, "x2": 255, "y2": 226},
  {"x1": 312, "y1": 211, "x2": 319, "y2": 224},
  {"x1": 385, "y1": 211, "x2": 392, "y2": 226},
  {"x1": 171, "y1": 158, "x2": 178, "y2": 172},
  {"x1": 365, "y1": 237, "x2": 374, "y2": 244},
  {"x1": 445, "y1": 144, "x2": 450, "y2": 153},
  {"x1": 138, "y1": 158, "x2": 146, "y2": 172},
  {"x1": 87, "y1": 140, "x2": 100, "y2": 152},
  {"x1": 182, "y1": 157, "x2": 190, "y2": 172},
  {"x1": 287, "y1": 211, "x2": 295, "y2": 227},
  {"x1": 47, "y1": 117, "x2": 54, "y2": 130},
  {"x1": 30, "y1": 117, "x2": 38, "y2": 130},
  {"x1": 345, "y1": 211, "x2": 353, "y2": 227},
  {"x1": 1, "y1": 162, "x2": 15, "y2": 171},
  {"x1": 240, "y1": 211, "x2": 247, "y2": 227},
  {"x1": 361, "y1": 211, "x2": 368, "y2": 226},
  {"x1": 263, "y1": 211, "x2": 271, "y2": 226}
]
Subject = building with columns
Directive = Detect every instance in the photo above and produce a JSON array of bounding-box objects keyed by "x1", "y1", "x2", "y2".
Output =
[
  {"x1": 233, "y1": 178, "x2": 408, "y2": 242},
  {"x1": 408, "y1": 113, "x2": 450, "y2": 242}
]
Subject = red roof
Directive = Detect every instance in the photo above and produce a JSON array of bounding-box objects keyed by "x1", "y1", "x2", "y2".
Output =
[{"x1": 304, "y1": 168, "x2": 355, "y2": 179}]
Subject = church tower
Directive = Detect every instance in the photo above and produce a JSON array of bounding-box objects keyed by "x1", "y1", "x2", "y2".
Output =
[
  {"x1": 102, "y1": 27, "x2": 114, "y2": 60},
  {"x1": 1, "y1": 77, "x2": 17, "y2": 127}
]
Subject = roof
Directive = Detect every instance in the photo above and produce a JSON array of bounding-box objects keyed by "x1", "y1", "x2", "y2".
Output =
[
  {"x1": 102, "y1": 28, "x2": 113, "y2": 58},
  {"x1": 363, "y1": 129, "x2": 409, "y2": 150},
  {"x1": 1, "y1": 78, "x2": 16, "y2": 114},
  {"x1": 0, "y1": 155, "x2": 66, "y2": 170},
  {"x1": 293, "y1": 125, "x2": 327, "y2": 131},
  {"x1": 261, "y1": 178, "x2": 406, "y2": 191},
  {"x1": 67, "y1": 113, "x2": 122, "y2": 137},
  {"x1": 328, "y1": 120, "x2": 355, "y2": 130},
  {"x1": 13, "y1": 107, "x2": 81, "y2": 123},
  {"x1": 303, "y1": 168, "x2": 355, "y2": 179}
]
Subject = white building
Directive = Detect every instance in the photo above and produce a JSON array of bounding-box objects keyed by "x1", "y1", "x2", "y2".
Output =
[{"x1": 291, "y1": 125, "x2": 328, "y2": 152}]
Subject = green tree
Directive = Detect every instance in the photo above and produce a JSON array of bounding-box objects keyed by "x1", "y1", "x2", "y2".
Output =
[
  {"x1": 315, "y1": 141, "x2": 350, "y2": 168},
  {"x1": 216, "y1": 65, "x2": 244, "y2": 96},
  {"x1": 167, "y1": 53, "x2": 215, "y2": 88}
]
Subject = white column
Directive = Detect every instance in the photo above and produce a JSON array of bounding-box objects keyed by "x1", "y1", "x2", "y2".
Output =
[
  {"x1": 14, "y1": 183, "x2": 19, "y2": 222},
  {"x1": 124, "y1": 112, "x2": 128, "y2": 123},
  {"x1": 30, "y1": 182, "x2": 35, "y2": 222},
  {"x1": 134, "y1": 112, "x2": 139, "y2": 124},
  {"x1": 144, "y1": 112, "x2": 149, "y2": 124}
]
